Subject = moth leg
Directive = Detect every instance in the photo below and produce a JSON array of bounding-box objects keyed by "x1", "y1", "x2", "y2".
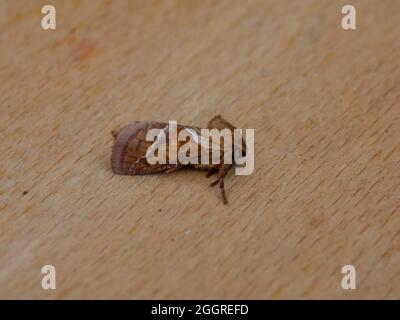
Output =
[
  {"x1": 210, "y1": 164, "x2": 232, "y2": 185},
  {"x1": 219, "y1": 179, "x2": 228, "y2": 205},
  {"x1": 205, "y1": 116, "x2": 236, "y2": 204},
  {"x1": 165, "y1": 165, "x2": 182, "y2": 173},
  {"x1": 210, "y1": 176, "x2": 228, "y2": 204},
  {"x1": 206, "y1": 166, "x2": 219, "y2": 178},
  {"x1": 210, "y1": 164, "x2": 232, "y2": 204}
]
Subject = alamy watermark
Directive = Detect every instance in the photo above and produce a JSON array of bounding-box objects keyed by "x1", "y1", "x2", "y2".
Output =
[{"x1": 144, "y1": 121, "x2": 254, "y2": 175}]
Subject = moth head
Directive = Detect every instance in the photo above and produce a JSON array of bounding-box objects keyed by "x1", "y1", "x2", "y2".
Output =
[
  {"x1": 208, "y1": 115, "x2": 236, "y2": 131},
  {"x1": 208, "y1": 115, "x2": 246, "y2": 162}
]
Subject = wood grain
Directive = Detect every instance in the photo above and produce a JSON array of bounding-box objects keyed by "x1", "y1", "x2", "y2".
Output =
[{"x1": 0, "y1": 0, "x2": 399, "y2": 299}]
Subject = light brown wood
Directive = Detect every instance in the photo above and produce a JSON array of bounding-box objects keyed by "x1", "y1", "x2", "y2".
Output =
[{"x1": 0, "y1": 0, "x2": 399, "y2": 299}]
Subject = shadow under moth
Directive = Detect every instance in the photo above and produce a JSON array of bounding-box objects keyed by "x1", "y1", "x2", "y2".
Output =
[{"x1": 110, "y1": 115, "x2": 246, "y2": 204}]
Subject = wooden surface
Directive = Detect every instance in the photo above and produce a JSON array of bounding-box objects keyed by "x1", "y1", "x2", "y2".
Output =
[{"x1": 0, "y1": 0, "x2": 399, "y2": 299}]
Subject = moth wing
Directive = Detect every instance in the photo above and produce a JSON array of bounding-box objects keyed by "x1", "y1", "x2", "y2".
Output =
[
  {"x1": 111, "y1": 121, "x2": 176, "y2": 175},
  {"x1": 176, "y1": 127, "x2": 225, "y2": 164}
]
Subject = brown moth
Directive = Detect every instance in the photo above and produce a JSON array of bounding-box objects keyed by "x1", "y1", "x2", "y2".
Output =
[{"x1": 110, "y1": 115, "x2": 245, "y2": 204}]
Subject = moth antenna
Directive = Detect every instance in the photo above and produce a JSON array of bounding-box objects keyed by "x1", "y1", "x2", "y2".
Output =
[{"x1": 111, "y1": 129, "x2": 120, "y2": 138}]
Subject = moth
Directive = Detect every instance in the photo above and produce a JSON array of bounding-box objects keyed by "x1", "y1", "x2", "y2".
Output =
[{"x1": 110, "y1": 115, "x2": 246, "y2": 204}]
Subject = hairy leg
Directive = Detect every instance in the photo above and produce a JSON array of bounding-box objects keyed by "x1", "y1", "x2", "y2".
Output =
[
  {"x1": 210, "y1": 164, "x2": 233, "y2": 204},
  {"x1": 206, "y1": 166, "x2": 219, "y2": 177}
]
